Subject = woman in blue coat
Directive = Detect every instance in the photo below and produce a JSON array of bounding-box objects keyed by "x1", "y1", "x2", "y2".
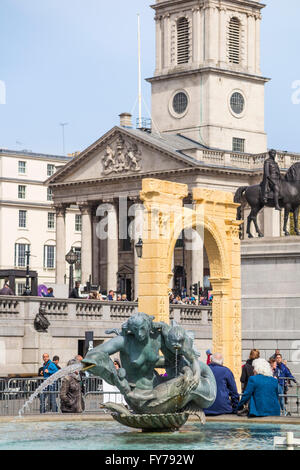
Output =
[{"x1": 238, "y1": 358, "x2": 280, "y2": 417}]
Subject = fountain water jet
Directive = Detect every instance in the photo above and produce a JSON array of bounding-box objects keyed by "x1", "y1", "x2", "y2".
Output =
[{"x1": 18, "y1": 362, "x2": 83, "y2": 417}]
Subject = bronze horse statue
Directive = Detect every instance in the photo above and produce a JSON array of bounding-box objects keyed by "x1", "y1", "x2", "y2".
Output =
[{"x1": 234, "y1": 162, "x2": 300, "y2": 238}]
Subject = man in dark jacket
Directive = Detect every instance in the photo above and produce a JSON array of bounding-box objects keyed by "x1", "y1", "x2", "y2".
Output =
[
  {"x1": 241, "y1": 349, "x2": 260, "y2": 392},
  {"x1": 204, "y1": 353, "x2": 239, "y2": 416},
  {"x1": 69, "y1": 281, "x2": 81, "y2": 299}
]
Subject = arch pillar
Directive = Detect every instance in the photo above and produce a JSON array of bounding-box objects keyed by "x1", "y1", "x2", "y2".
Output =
[
  {"x1": 139, "y1": 179, "x2": 188, "y2": 323},
  {"x1": 193, "y1": 187, "x2": 242, "y2": 386}
]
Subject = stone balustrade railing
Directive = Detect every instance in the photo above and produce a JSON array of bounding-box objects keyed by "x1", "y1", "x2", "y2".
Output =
[
  {"x1": 0, "y1": 297, "x2": 20, "y2": 318},
  {"x1": 196, "y1": 149, "x2": 300, "y2": 171},
  {"x1": 0, "y1": 296, "x2": 212, "y2": 326},
  {"x1": 170, "y1": 304, "x2": 212, "y2": 325}
]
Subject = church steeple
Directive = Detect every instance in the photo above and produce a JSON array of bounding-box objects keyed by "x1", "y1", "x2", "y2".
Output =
[{"x1": 148, "y1": 0, "x2": 269, "y2": 154}]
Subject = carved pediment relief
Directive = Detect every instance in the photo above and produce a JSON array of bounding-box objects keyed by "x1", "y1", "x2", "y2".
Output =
[
  {"x1": 103, "y1": 134, "x2": 141, "y2": 175},
  {"x1": 49, "y1": 127, "x2": 195, "y2": 185}
]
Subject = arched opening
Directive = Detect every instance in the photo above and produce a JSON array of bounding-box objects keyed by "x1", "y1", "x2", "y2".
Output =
[
  {"x1": 177, "y1": 17, "x2": 190, "y2": 64},
  {"x1": 170, "y1": 228, "x2": 211, "y2": 303},
  {"x1": 228, "y1": 17, "x2": 241, "y2": 64}
]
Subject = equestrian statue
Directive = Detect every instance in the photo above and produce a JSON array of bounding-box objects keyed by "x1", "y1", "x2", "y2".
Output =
[{"x1": 234, "y1": 149, "x2": 300, "y2": 238}]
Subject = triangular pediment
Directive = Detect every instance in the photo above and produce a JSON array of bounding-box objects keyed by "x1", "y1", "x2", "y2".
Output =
[{"x1": 47, "y1": 126, "x2": 198, "y2": 185}]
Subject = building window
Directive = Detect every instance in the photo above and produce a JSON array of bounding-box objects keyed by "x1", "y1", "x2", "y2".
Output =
[
  {"x1": 228, "y1": 17, "x2": 241, "y2": 64},
  {"x1": 18, "y1": 161, "x2": 26, "y2": 174},
  {"x1": 18, "y1": 185, "x2": 26, "y2": 199},
  {"x1": 44, "y1": 245, "x2": 55, "y2": 268},
  {"x1": 19, "y1": 210, "x2": 27, "y2": 228},
  {"x1": 15, "y1": 243, "x2": 30, "y2": 267},
  {"x1": 48, "y1": 212, "x2": 55, "y2": 229},
  {"x1": 177, "y1": 17, "x2": 190, "y2": 65},
  {"x1": 75, "y1": 214, "x2": 82, "y2": 232},
  {"x1": 16, "y1": 282, "x2": 26, "y2": 296},
  {"x1": 47, "y1": 164, "x2": 55, "y2": 176},
  {"x1": 47, "y1": 188, "x2": 53, "y2": 201},
  {"x1": 232, "y1": 137, "x2": 245, "y2": 153},
  {"x1": 230, "y1": 92, "x2": 245, "y2": 115},
  {"x1": 173, "y1": 92, "x2": 188, "y2": 115}
]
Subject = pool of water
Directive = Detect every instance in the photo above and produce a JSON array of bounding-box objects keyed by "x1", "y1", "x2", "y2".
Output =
[{"x1": 0, "y1": 420, "x2": 299, "y2": 450}]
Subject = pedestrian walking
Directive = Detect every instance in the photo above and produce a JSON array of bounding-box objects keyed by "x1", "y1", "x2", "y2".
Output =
[
  {"x1": 60, "y1": 359, "x2": 85, "y2": 413},
  {"x1": 240, "y1": 349, "x2": 260, "y2": 392},
  {"x1": 39, "y1": 353, "x2": 59, "y2": 413},
  {"x1": 274, "y1": 353, "x2": 297, "y2": 415}
]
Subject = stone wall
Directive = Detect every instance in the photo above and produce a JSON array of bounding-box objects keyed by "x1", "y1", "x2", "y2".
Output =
[
  {"x1": 241, "y1": 237, "x2": 300, "y2": 381},
  {"x1": 0, "y1": 297, "x2": 212, "y2": 376}
]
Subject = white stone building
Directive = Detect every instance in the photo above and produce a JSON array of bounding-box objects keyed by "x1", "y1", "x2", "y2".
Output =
[{"x1": 0, "y1": 149, "x2": 82, "y2": 295}]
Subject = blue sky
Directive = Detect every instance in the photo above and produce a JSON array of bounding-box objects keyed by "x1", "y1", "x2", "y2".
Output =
[{"x1": 0, "y1": 0, "x2": 299, "y2": 155}]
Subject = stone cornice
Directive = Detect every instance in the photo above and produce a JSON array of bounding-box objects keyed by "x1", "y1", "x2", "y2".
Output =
[
  {"x1": 0, "y1": 177, "x2": 47, "y2": 186},
  {"x1": 49, "y1": 164, "x2": 265, "y2": 191},
  {"x1": 0, "y1": 200, "x2": 55, "y2": 209},
  {"x1": 151, "y1": 0, "x2": 265, "y2": 12},
  {"x1": 147, "y1": 66, "x2": 270, "y2": 84}
]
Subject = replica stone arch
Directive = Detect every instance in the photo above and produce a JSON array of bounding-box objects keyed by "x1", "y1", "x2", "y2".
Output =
[{"x1": 138, "y1": 178, "x2": 242, "y2": 385}]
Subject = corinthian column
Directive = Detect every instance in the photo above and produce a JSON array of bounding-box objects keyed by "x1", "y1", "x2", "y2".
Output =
[
  {"x1": 79, "y1": 203, "x2": 93, "y2": 285},
  {"x1": 92, "y1": 212, "x2": 100, "y2": 285},
  {"x1": 106, "y1": 203, "x2": 118, "y2": 293},
  {"x1": 55, "y1": 204, "x2": 67, "y2": 284},
  {"x1": 131, "y1": 202, "x2": 144, "y2": 301}
]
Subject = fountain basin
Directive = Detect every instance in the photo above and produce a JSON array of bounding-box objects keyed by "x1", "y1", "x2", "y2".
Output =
[{"x1": 1, "y1": 419, "x2": 300, "y2": 450}]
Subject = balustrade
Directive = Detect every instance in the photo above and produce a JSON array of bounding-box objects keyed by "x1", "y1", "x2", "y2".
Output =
[{"x1": 0, "y1": 297, "x2": 19, "y2": 318}]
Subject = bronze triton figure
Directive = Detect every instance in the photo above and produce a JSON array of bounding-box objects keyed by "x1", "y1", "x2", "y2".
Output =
[{"x1": 82, "y1": 313, "x2": 217, "y2": 431}]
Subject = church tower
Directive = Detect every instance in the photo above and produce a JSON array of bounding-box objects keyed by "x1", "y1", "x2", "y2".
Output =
[{"x1": 148, "y1": 0, "x2": 269, "y2": 154}]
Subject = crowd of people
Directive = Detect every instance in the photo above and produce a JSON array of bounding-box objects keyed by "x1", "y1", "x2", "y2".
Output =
[
  {"x1": 204, "y1": 348, "x2": 297, "y2": 417},
  {"x1": 169, "y1": 288, "x2": 213, "y2": 305},
  {"x1": 37, "y1": 347, "x2": 297, "y2": 418},
  {"x1": 0, "y1": 279, "x2": 214, "y2": 306}
]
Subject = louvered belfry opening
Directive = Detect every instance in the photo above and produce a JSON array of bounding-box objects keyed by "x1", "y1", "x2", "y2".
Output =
[
  {"x1": 228, "y1": 17, "x2": 241, "y2": 64},
  {"x1": 177, "y1": 17, "x2": 190, "y2": 65}
]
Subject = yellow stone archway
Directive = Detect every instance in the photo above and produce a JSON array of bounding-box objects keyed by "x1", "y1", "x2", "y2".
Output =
[{"x1": 138, "y1": 178, "x2": 242, "y2": 386}]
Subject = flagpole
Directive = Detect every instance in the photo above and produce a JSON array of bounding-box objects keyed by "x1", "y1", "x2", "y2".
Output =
[{"x1": 137, "y1": 14, "x2": 142, "y2": 128}]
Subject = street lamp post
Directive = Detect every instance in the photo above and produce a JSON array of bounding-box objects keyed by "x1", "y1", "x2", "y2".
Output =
[
  {"x1": 135, "y1": 238, "x2": 143, "y2": 259},
  {"x1": 65, "y1": 248, "x2": 78, "y2": 296},
  {"x1": 23, "y1": 249, "x2": 32, "y2": 296}
]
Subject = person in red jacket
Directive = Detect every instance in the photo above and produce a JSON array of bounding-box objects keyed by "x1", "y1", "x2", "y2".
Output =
[{"x1": 206, "y1": 349, "x2": 212, "y2": 365}]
